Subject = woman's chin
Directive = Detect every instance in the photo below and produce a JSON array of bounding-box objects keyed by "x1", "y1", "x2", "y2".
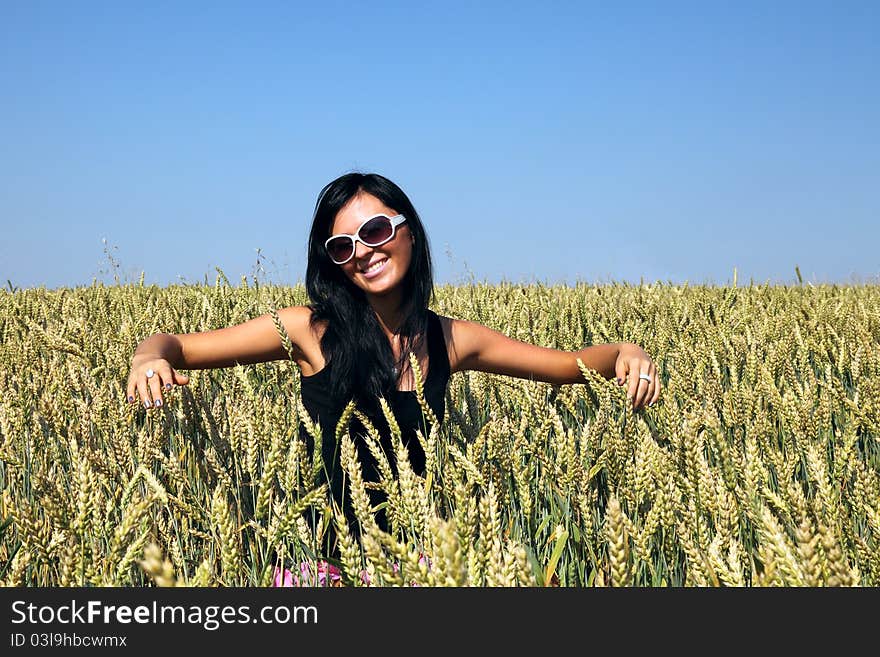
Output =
[
  {"x1": 357, "y1": 264, "x2": 396, "y2": 291},
  {"x1": 361, "y1": 279, "x2": 395, "y2": 296}
]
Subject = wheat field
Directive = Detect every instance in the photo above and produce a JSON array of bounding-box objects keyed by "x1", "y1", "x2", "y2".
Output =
[{"x1": 1, "y1": 275, "x2": 878, "y2": 586}]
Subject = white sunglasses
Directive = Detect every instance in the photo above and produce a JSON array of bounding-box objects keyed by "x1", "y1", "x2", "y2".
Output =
[{"x1": 324, "y1": 213, "x2": 407, "y2": 265}]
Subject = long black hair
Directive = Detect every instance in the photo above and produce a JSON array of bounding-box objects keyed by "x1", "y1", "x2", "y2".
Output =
[{"x1": 305, "y1": 172, "x2": 435, "y2": 412}]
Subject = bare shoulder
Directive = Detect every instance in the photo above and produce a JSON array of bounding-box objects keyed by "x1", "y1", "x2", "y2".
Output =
[
  {"x1": 433, "y1": 313, "x2": 480, "y2": 374},
  {"x1": 276, "y1": 305, "x2": 322, "y2": 343},
  {"x1": 276, "y1": 305, "x2": 328, "y2": 372},
  {"x1": 437, "y1": 314, "x2": 487, "y2": 340}
]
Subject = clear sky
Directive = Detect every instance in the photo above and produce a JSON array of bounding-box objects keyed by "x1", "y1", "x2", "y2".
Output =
[{"x1": 1, "y1": 1, "x2": 877, "y2": 289}]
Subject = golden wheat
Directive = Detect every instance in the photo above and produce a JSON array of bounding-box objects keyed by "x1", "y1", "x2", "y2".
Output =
[{"x1": 0, "y1": 279, "x2": 878, "y2": 586}]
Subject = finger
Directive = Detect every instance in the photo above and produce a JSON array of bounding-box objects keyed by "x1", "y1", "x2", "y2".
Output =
[
  {"x1": 148, "y1": 372, "x2": 164, "y2": 408},
  {"x1": 126, "y1": 377, "x2": 136, "y2": 405},
  {"x1": 635, "y1": 367, "x2": 648, "y2": 409},
  {"x1": 136, "y1": 377, "x2": 152, "y2": 409},
  {"x1": 172, "y1": 368, "x2": 190, "y2": 386},
  {"x1": 614, "y1": 358, "x2": 628, "y2": 387},
  {"x1": 626, "y1": 360, "x2": 641, "y2": 403},
  {"x1": 650, "y1": 364, "x2": 662, "y2": 406},
  {"x1": 633, "y1": 370, "x2": 650, "y2": 410},
  {"x1": 161, "y1": 366, "x2": 176, "y2": 394},
  {"x1": 637, "y1": 362, "x2": 655, "y2": 409},
  {"x1": 645, "y1": 363, "x2": 656, "y2": 407}
]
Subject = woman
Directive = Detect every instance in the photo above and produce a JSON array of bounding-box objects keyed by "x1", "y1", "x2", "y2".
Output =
[{"x1": 126, "y1": 172, "x2": 661, "y2": 541}]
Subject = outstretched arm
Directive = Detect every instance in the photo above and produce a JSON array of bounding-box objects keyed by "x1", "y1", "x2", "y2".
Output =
[
  {"x1": 126, "y1": 305, "x2": 315, "y2": 408},
  {"x1": 448, "y1": 318, "x2": 660, "y2": 410}
]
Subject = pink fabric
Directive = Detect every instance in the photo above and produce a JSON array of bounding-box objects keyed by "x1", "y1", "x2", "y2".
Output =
[
  {"x1": 272, "y1": 553, "x2": 430, "y2": 587},
  {"x1": 272, "y1": 561, "x2": 342, "y2": 587}
]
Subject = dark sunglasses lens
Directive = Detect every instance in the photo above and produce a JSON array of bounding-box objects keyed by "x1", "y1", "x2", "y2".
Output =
[
  {"x1": 326, "y1": 237, "x2": 353, "y2": 263},
  {"x1": 359, "y1": 216, "x2": 394, "y2": 245}
]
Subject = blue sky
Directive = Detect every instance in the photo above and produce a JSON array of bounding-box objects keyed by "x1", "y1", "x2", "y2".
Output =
[{"x1": 1, "y1": 1, "x2": 877, "y2": 289}]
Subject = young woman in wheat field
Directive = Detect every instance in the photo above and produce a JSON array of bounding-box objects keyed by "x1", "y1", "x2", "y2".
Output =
[{"x1": 125, "y1": 172, "x2": 661, "y2": 549}]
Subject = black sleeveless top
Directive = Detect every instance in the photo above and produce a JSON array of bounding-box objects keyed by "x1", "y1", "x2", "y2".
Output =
[{"x1": 298, "y1": 309, "x2": 450, "y2": 531}]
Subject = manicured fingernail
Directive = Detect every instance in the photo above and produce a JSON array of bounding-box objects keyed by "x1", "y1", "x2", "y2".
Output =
[
  {"x1": 616, "y1": 378, "x2": 622, "y2": 384},
  {"x1": 154, "y1": 399, "x2": 162, "y2": 407},
  {"x1": 649, "y1": 401, "x2": 654, "y2": 407},
  {"x1": 165, "y1": 383, "x2": 172, "y2": 390},
  {"x1": 127, "y1": 396, "x2": 134, "y2": 403},
  {"x1": 144, "y1": 401, "x2": 151, "y2": 409}
]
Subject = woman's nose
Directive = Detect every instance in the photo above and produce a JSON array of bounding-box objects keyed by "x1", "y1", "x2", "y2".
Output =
[{"x1": 353, "y1": 240, "x2": 373, "y2": 259}]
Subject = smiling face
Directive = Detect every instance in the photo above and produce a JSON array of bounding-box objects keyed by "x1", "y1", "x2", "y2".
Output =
[{"x1": 329, "y1": 192, "x2": 413, "y2": 298}]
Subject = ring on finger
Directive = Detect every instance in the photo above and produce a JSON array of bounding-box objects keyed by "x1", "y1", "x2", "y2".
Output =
[{"x1": 146, "y1": 369, "x2": 155, "y2": 379}]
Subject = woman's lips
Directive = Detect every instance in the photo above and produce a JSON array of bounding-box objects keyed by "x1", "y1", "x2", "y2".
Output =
[{"x1": 361, "y1": 258, "x2": 388, "y2": 279}]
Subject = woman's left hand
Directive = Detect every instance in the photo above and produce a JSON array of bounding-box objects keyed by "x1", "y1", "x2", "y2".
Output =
[{"x1": 614, "y1": 343, "x2": 661, "y2": 411}]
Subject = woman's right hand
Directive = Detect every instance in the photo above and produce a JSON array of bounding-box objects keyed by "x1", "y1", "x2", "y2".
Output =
[{"x1": 127, "y1": 353, "x2": 190, "y2": 408}]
